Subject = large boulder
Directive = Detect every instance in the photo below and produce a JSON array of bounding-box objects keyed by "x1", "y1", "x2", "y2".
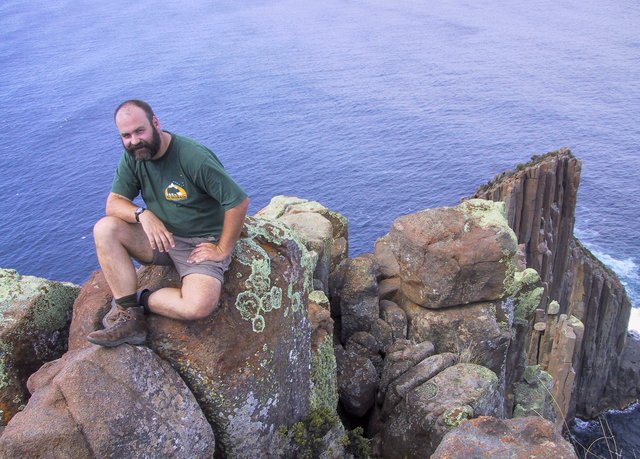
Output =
[
  {"x1": 432, "y1": 416, "x2": 577, "y2": 458},
  {"x1": 70, "y1": 217, "x2": 317, "y2": 457},
  {"x1": 380, "y1": 199, "x2": 518, "y2": 309},
  {"x1": 381, "y1": 363, "x2": 500, "y2": 458},
  {"x1": 0, "y1": 268, "x2": 79, "y2": 425},
  {"x1": 255, "y1": 196, "x2": 349, "y2": 291},
  {"x1": 0, "y1": 345, "x2": 215, "y2": 458}
]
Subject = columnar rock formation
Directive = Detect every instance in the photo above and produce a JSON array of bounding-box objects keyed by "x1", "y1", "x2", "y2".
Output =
[{"x1": 472, "y1": 148, "x2": 639, "y2": 419}]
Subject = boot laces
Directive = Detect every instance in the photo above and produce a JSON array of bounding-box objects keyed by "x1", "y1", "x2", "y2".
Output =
[{"x1": 113, "y1": 307, "x2": 136, "y2": 324}]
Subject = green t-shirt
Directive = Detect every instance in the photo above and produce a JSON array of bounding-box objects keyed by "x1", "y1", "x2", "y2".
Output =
[{"x1": 111, "y1": 133, "x2": 247, "y2": 238}]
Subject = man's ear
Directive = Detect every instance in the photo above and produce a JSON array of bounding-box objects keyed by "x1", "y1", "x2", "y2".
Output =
[{"x1": 152, "y1": 116, "x2": 161, "y2": 129}]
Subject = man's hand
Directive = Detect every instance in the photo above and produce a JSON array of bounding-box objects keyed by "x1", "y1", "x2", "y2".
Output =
[
  {"x1": 187, "y1": 242, "x2": 229, "y2": 264},
  {"x1": 139, "y1": 210, "x2": 175, "y2": 252}
]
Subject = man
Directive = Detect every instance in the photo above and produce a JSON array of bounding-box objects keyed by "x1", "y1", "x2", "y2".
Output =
[{"x1": 87, "y1": 100, "x2": 249, "y2": 347}]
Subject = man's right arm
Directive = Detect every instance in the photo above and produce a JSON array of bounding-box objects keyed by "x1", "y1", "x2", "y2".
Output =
[{"x1": 106, "y1": 193, "x2": 175, "y2": 252}]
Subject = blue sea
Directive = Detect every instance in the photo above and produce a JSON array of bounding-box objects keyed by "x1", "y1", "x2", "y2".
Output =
[{"x1": 0, "y1": 0, "x2": 638, "y2": 451}]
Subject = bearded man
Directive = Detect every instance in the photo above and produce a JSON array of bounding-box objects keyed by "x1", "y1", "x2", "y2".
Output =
[{"x1": 87, "y1": 99, "x2": 249, "y2": 347}]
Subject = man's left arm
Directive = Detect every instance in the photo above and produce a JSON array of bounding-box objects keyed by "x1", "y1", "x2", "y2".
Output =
[{"x1": 187, "y1": 197, "x2": 250, "y2": 264}]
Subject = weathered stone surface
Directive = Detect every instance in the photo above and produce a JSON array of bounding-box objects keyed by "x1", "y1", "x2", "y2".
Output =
[
  {"x1": 335, "y1": 345, "x2": 379, "y2": 417},
  {"x1": 378, "y1": 339, "x2": 435, "y2": 402},
  {"x1": 513, "y1": 365, "x2": 556, "y2": 422},
  {"x1": 432, "y1": 415, "x2": 577, "y2": 458},
  {"x1": 0, "y1": 345, "x2": 214, "y2": 458},
  {"x1": 383, "y1": 199, "x2": 518, "y2": 309},
  {"x1": 611, "y1": 332, "x2": 640, "y2": 411},
  {"x1": 70, "y1": 218, "x2": 315, "y2": 457},
  {"x1": 0, "y1": 268, "x2": 79, "y2": 425},
  {"x1": 373, "y1": 235, "x2": 399, "y2": 279},
  {"x1": 378, "y1": 277, "x2": 400, "y2": 301},
  {"x1": 345, "y1": 331, "x2": 383, "y2": 376},
  {"x1": 255, "y1": 195, "x2": 349, "y2": 273},
  {"x1": 403, "y1": 300, "x2": 511, "y2": 376},
  {"x1": 308, "y1": 290, "x2": 339, "y2": 413},
  {"x1": 280, "y1": 212, "x2": 333, "y2": 294},
  {"x1": 382, "y1": 352, "x2": 457, "y2": 417},
  {"x1": 339, "y1": 254, "x2": 379, "y2": 343},
  {"x1": 380, "y1": 300, "x2": 407, "y2": 340},
  {"x1": 381, "y1": 363, "x2": 500, "y2": 458}
]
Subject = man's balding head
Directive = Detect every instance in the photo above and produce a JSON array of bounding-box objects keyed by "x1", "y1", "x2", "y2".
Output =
[{"x1": 114, "y1": 99, "x2": 155, "y2": 124}]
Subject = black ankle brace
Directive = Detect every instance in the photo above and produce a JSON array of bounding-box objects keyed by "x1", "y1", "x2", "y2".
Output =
[{"x1": 139, "y1": 289, "x2": 152, "y2": 314}]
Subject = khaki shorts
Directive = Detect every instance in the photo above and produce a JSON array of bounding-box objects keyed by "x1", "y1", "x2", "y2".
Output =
[{"x1": 139, "y1": 235, "x2": 231, "y2": 284}]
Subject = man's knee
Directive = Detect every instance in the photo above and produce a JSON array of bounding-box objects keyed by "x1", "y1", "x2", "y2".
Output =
[
  {"x1": 93, "y1": 216, "x2": 127, "y2": 243},
  {"x1": 181, "y1": 296, "x2": 220, "y2": 320}
]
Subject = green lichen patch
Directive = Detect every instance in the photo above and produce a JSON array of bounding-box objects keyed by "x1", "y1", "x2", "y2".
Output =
[
  {"x1": 232, "y1": 218, "x2": 314, "y2": 333},
  {"x1": 310, "y1": 333, "x2": 338, "y2": 412},
  {"x1": 442, "y1": 404, "x2": 473, "y2": 427},
  {"x1": 278, "y1": 407, "x2": 343, "y2": 459},
  {"x1": 459, "y1": 199, "x2": 509, "y2": 231},
  {"x1": 506, "y1": 268, "x2": 544, "y2": 323}
]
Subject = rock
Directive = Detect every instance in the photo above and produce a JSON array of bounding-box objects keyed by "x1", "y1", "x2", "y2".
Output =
[
  {"x1": 378, "y1": 277, "x2": 400, "y2": 301},
  {"x1": 255, "y1": 195, "x2": 349, "y2": 274},
  {"x1": 345, "y1": 331, "x2": 383, "y2": 376},
  {"x1": 378, "y1": 339, "x2": 435, "y2": 402},
  {"x1": 70, "y1": 217, "x2": 316, "y2": 457},
  {"x1": 381, "y1": 352, "x2": 457, "y2": 417},
  {"x1": 335, "y1": 345, "x2": 379, "y2": 417},
  {"x1": 0, "y1": 345, "x2": 214, "y2": 458},
  {"x1": 402, "y1": 300, "x2": 511, "y2": 376},
  {"x1": 339, "y1": 254, "x2": 379, "y2": 343},
  {"x1": 381, "y1": 363, "x2": 501, "y2": 458},
  {"x1": 369, "y1": 318, "x2": 394, "y2": 354},
  {"x1": 280, "y1": 212, "x2": 333, "y2": 294},
  {"x1": 513, "y1": 365, "x2": 556, "y2": 423},
  {"x1": 611, "y1": 332, "x2": 640, "y2": 411},
  {"x1": 0, "y1": 268, "x2": 79, "y2": 425},
  {"x1": 380, "y1": 300, "x2": 407, "y2": 341},
  {"x1": 308, "y1": 291, "x2": 339, "y2": 413},
  {"x1": 432, "y1": 416, "x2": 577, "y2": 458},
  {"x1": 383, "y1": 199, "x2": 518, "y2": 309},
  {"x1": 373, "y1": 235, "x2": 399, "y2": 279}
]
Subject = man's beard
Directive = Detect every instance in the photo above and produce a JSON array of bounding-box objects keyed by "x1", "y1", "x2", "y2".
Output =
[{"x1": 125, "y1": 127, "x2": 161, "y2": 161}]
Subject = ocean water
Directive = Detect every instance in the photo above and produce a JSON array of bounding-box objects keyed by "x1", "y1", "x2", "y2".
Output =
[{"x1": 0, "y1": 0, "x2": 638, "y2": 449}]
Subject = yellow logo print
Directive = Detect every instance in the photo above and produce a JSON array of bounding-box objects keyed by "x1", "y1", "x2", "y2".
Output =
[{"x1": 164, "y1": 181, "x2": 188, "y2": 201}]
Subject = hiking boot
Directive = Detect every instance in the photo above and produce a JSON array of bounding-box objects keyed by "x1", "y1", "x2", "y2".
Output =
[
  {"x1": 87, "y1": 305, "x2": 147, "y2": 347},
  {"x1": 102, "y1": 290, "x2": 149, "y2": 328}
]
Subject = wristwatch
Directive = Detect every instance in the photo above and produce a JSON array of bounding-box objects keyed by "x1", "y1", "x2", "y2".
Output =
[{"x1": 134, "y1": 207, "x2": 146, "y2": 222}]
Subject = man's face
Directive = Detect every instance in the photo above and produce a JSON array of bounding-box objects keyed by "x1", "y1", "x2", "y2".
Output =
[{"x1": 115, "y1": 106, "x2": 161, "y2": 161}]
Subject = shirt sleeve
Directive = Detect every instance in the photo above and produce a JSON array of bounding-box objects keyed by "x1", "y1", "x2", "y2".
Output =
[
  {"x1": 196, "y1": 155, "x2": 248, "y2": 210},
  {"x1": 111, "y1": 153, "x2": 140, "y2": 200}
]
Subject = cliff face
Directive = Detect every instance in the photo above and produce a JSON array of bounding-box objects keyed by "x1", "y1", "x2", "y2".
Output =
[{"x1": 472, "y1": 148, "x2": 638, "y2": 419}]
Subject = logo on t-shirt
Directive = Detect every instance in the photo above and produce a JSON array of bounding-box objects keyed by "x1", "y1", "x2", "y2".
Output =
[{"x1": 164, "y1": 181, "x2": 188, "y2": 201}]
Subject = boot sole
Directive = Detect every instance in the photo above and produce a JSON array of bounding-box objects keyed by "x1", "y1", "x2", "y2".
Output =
[{"x1": 86, "y1": 333, "x2": 147, "y2": 348}]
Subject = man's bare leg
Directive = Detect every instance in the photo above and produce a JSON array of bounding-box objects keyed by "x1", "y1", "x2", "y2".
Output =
[
  {"x1": 146, "y1": 274, "x2": 222, "y2": 321},
  {"x1": 93, "y1": 216, "x2": 155, "y2": 298}
]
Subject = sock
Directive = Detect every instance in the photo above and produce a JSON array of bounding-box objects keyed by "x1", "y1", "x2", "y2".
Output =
[
  {"x1": 139, "y1": 289, "x2": 152, "y2": 314},
  {"x1": 115, "y1": 293, "x2": 138, "y2": 309}
]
